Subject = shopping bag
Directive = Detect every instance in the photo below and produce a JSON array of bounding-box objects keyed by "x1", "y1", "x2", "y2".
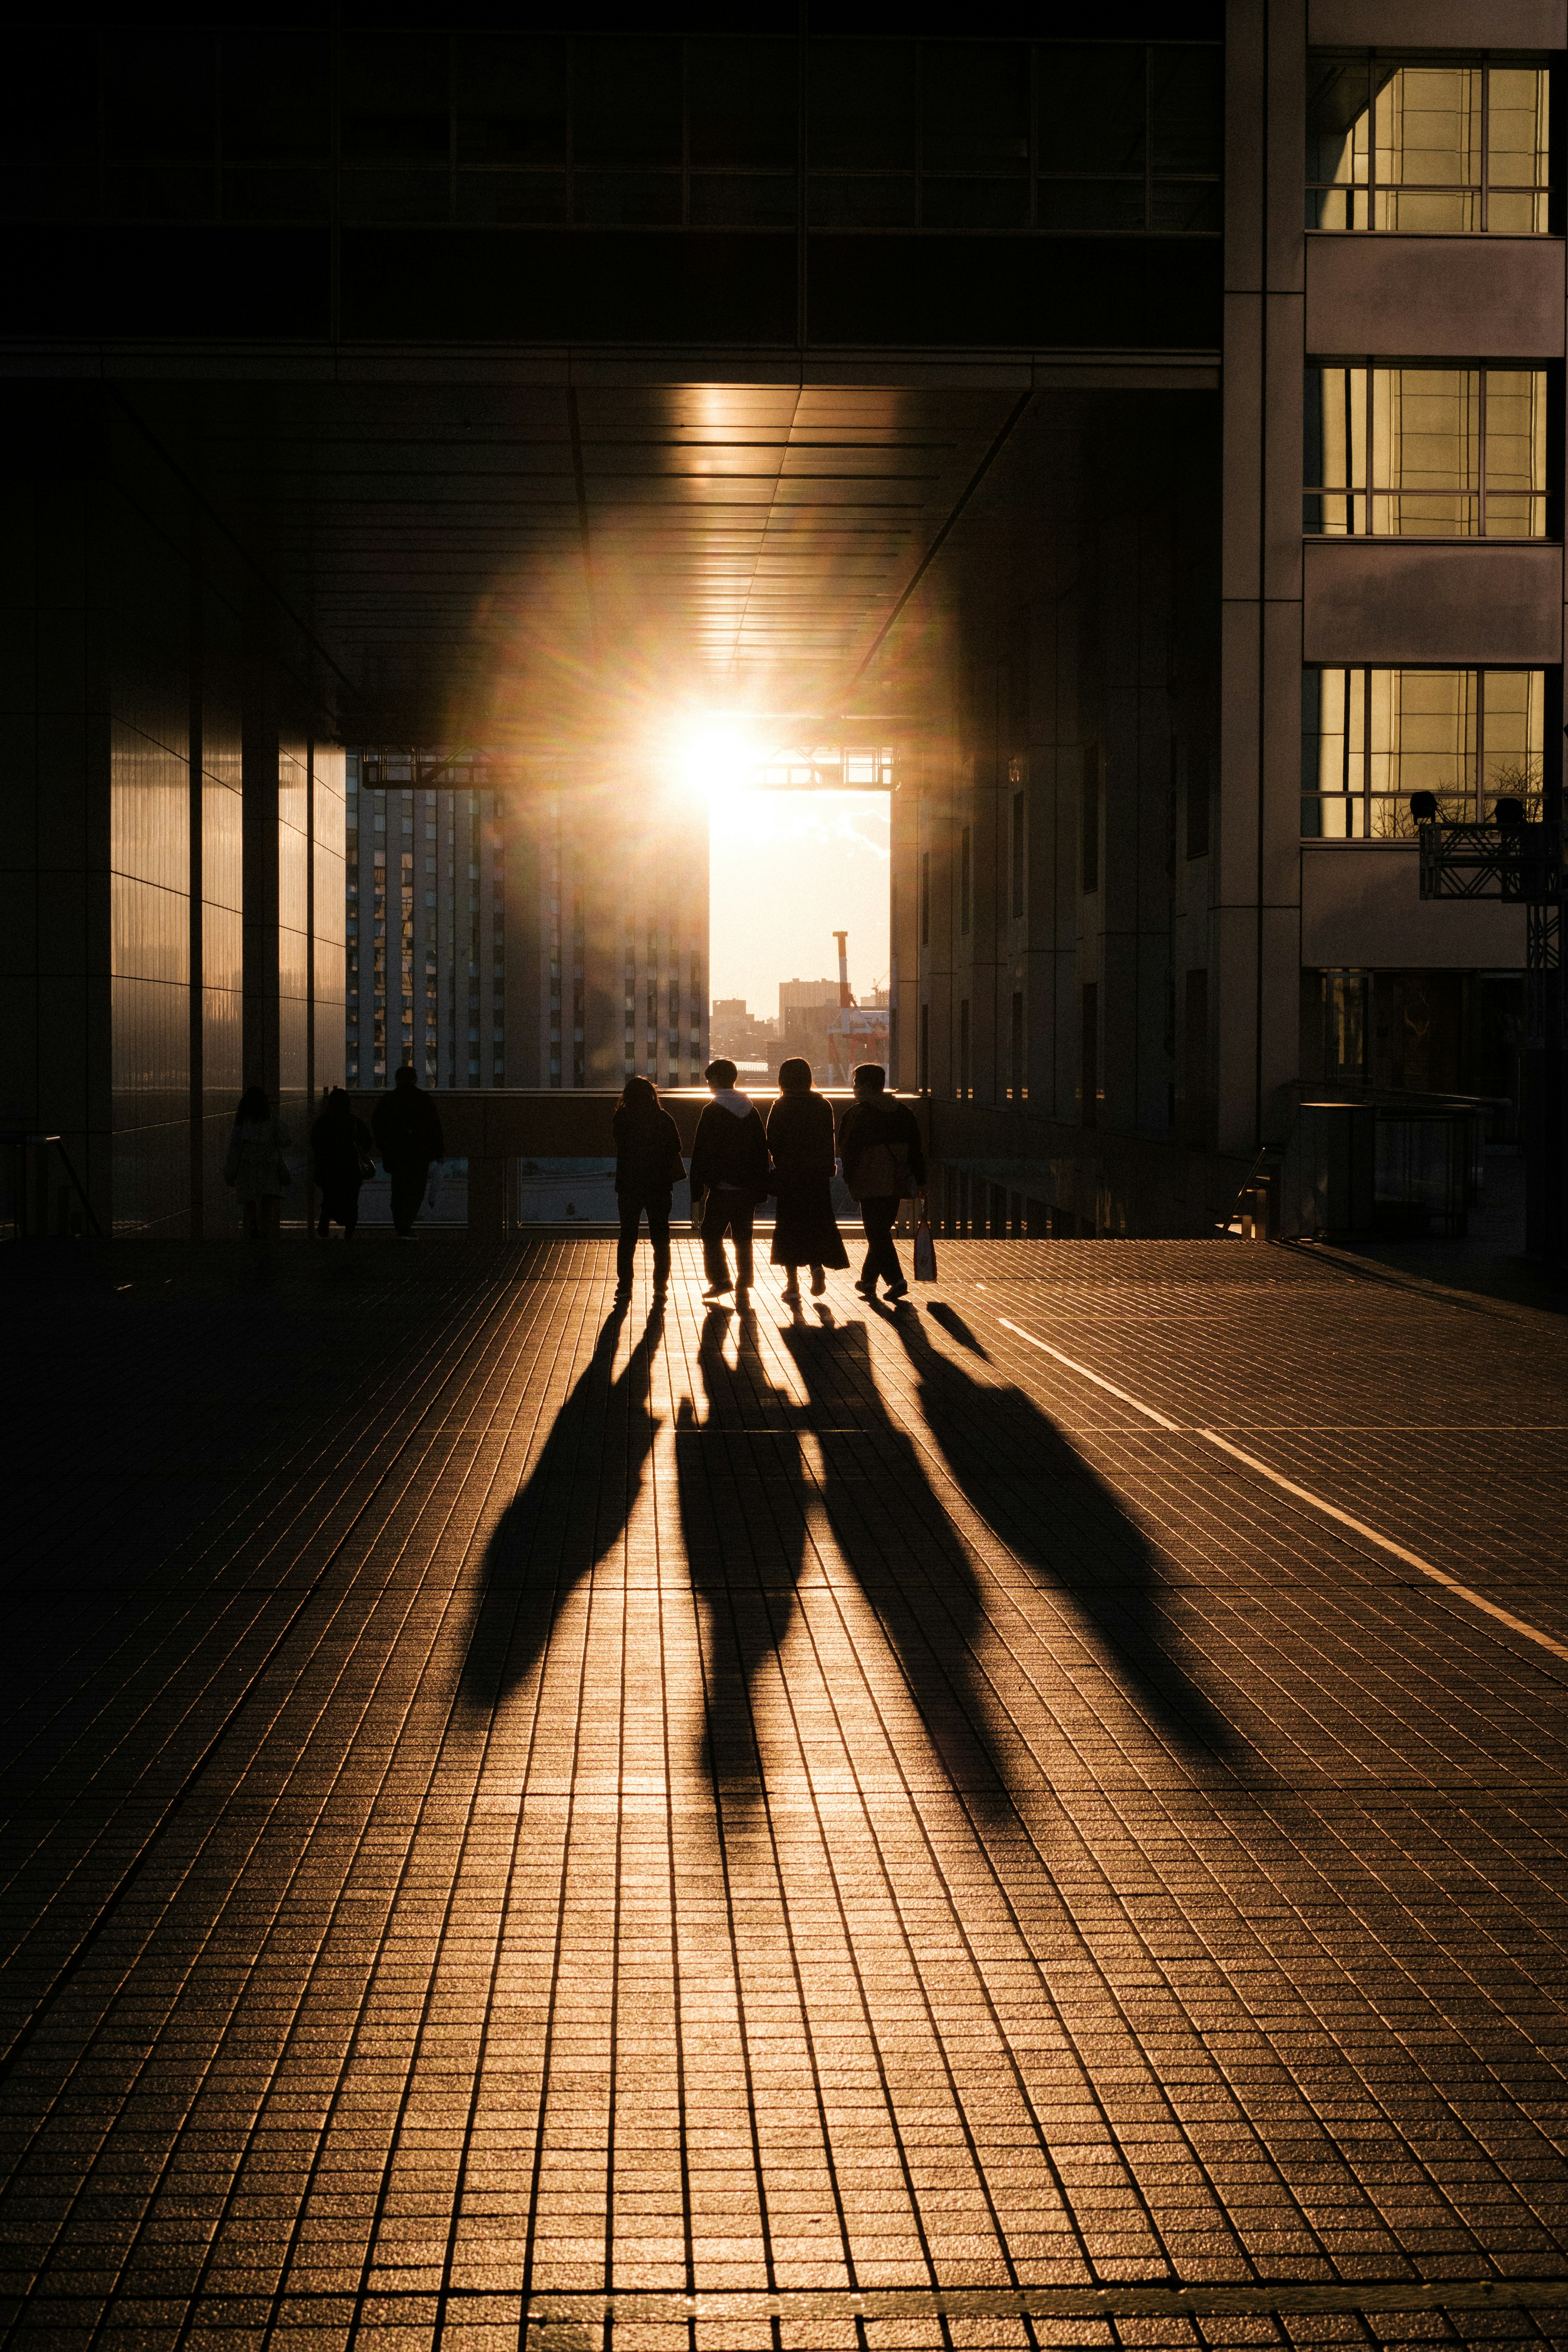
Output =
[{"x1": 912, "y1": 1203, "x2": 937, "y2": 1283}]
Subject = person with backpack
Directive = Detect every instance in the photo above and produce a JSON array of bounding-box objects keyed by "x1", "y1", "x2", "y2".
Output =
[
  {"x1": 611, "y1": 1075, "x2": 685, "y2": 1299},
  {"x1": 688, "y1": 1057, "x2": 770, "y2": 1300},
  {"x1": 837, "y1": 1062, "x2": 924, "y2": 1303}
]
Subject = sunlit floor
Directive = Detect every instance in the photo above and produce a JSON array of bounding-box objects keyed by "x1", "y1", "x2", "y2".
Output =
[{"x1": 4, "y1": 1238, "x2": 1567, "y2": 2352}]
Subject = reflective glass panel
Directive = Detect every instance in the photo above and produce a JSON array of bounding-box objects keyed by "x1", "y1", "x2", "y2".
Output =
[
  {"x1": 1301, "y1": 668, "x2": 1542, "y2": 836},
  {"x1": 1303, "y1": 367, "x2": 1547, "y2": 537}
]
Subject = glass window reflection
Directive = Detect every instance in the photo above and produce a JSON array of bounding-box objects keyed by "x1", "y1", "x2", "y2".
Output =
[
  {"x1": 1307, "y1": 56, "x2": 1550, "y2": 232},
  {"x1": 1303, "y1": 366, "x2": 1549, "y2": 538},
  {"x1": 1301, "y1": 666, "x2": 1544, "y2": 837}
]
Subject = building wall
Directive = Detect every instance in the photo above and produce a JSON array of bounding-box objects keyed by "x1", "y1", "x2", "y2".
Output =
[
  {"x1": 896, "y1": 387, "x2": 1227, "y2": 1235},
  {"x1": 0, "y1": 383, "x2": 341, "y2": 1236}
]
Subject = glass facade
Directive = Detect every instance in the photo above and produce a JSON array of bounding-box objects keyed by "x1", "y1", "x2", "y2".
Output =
[
  {"x1": 1301, "y1": 666, "x2": 1544, "y2": 837},
  {"x1": 1307, "y1": 59, "x2": 1550, "y2": 233},
  {"x1": 13, "y1": 29, "x2": 1221, "y2": 241},
  {"x1": 1304, "y1": 367, "x2": 1550, "y2": 537},
  {"x1": 110, "y1": 714, "x2": 189, "y2": 1236}
]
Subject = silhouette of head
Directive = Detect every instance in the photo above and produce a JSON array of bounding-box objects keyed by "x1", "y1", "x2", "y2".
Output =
[
  {"x1": 852, "y1": 1063, "x2": 886, "y2": 1095},
  {"x1": 621, "y1": 1074, "x2": 660, "y2": 1113},
  {"x1": 395, "y1": 1062, "x2": 417, "y2": 1088},
  {"x1": 705, "y1": 1057, "x2": 738, "y2": 1089},
  {"x1": 777, "y1": 1056, "x2": 812, "y2": 1094},
  {"x1": 237, "y1": 1083, "x2": 269, "y2": 1121}
]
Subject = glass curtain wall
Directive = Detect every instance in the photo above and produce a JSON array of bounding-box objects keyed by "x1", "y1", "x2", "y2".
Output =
[
  {"x1": 1304, "y1": 367, "x2": 1549, "y2": 536},
  {"x1": 1306, "y1": 59, "x2": 1550, "y2": 232},
  {"x1": 1301, "y1": 666, "x2": 1545, "y2": 836}
]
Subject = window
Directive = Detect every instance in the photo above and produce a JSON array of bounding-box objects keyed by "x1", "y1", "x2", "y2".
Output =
[
  {"x1": 1304, "y1": 367, "x2": 1550, "y2": 537},
  {"x1": 1301, "y1": 666, "x2": 1544, "y2": 836},
  {"x1": 1323, "y1": 970, "x2": 1369, "y2": 1085},
  {"x1": 920, "y1": 849, "x2": 931, "y2": 947},
  {"x1": 1011, "y1": 791, "x2": 1025, "y2": 918},
  {"x1": 959, "y1": 997, "x2": 971, "y2": 1098},
  {"x1": 919, "y1": 1001, "x2": 930, "y2": 1091},
  {"x1": 1037, "y1": 42, "x2": 1221, "y2": 233},
  {"x1": 1081, "y1": 746, "x2": 1100, "y2": 893},
  {"x1": 1307, "y1": 58, "x2": 1550, "y2": 233},
  {"x1": 1010, "y1": 989, "x2": 1025, "y2": 1102},
  {"x1": 960, "y1": 826, "x2": 971, "y2": 935}
]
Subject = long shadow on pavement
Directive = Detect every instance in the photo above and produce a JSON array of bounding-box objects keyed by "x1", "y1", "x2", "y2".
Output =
[
  {"x1": 885, "y1": 1301, "x2": 1233, "y2": 1761},
  {"x1": 459, "y1": 1297, "x2": 662, "y2": 1711}
]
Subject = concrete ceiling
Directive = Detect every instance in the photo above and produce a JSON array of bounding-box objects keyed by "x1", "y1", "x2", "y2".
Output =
[{"x1": 190, "y1": 376, "x2": 1027, "y2": 749}]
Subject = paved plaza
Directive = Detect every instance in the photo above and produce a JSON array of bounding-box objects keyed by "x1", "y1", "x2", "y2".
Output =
[{"x1": 2, "y1": 1238, "x2": 1567, "y2": 2352}]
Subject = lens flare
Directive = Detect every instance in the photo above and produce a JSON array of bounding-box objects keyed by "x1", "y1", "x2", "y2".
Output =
[{"x1": 677, "y1": 721, "x2": 768, "y2": 799}]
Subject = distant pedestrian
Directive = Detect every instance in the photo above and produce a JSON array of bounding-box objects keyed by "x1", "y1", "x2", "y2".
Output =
[
  {"x1": 310, "y1": 1086, "x2": 374, "y2": 1242},
  {"x1": 611, "y1": 1075, "x2": 685, "y2": 1300},
  {"x1": 766, "y1": 1056, "x2": 848, "y2": 1306},
  {"x1": 372, "y1": 1062, "x2": 445, "y2": 1242},
  {"x1": 224, "y1": 1084, "x2": 292, "y2": 1241},
  {"x1": 689, "y1": 1057, "x2": 769, "y2": 1300},
  {"x1": 837, "y1": 1063, "x2": 924, "y2": 1303}
]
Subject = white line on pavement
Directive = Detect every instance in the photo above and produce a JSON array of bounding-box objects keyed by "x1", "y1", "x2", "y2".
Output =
[{"x1": 995, "y1": 1314, "x2": 1568, "y2": 1670}]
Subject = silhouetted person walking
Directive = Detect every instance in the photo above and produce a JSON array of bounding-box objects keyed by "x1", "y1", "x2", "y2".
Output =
[
  {"x1": 372, "y1": 1062, "x2": 445, "y2": 1242},
  {"x1": 611, "y1": 1075, "x2": 685, "y2": 1299},
  {"x1": 766, "y1": 1056, "x2": 848, "y2": 1305},
  {"x1": 689, "y1": 1057, "x2": 768, "y2": 1300},
  {"x1": 224, "y1": 1084, "x2": 292, "y2": 1241},
  {"x1": 311, "y1": 1086, "x2": 374, "y2": 1241},
  {"x1": 837, "y1": 1062, "x2": 924, "y2": 1301}
]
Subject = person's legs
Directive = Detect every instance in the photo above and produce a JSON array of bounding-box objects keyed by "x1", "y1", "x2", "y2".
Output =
[
  {"x1": 701, "y1": 1193, "x2": 732, "y2": 1290},
  {"x1": 343, "y1": 1187, "x2": 359, "y2": 1241},
  {"x1": 243, "y1": 1197, "x2": 261, "y2": 1241},
  {"x1": 391, "y1": 1163, "x2": 428, "y2": 1238},
  {"x1": 809, "y1": 1264, "x2": 826, "y2": 1295},
  {"x1": 860, "y1": 1197, "x2": 900, "y2": 1290},
  {"x1": 646, "y1": 1196, "x2": 671, "y2": 1286},
  {"x1": 731, "y1": 1203, "x2": 754, "y2": 1289},
  {"x1": 259, "y1": 1196, "x2": 281, "y2": 1241},
  {"x1": 617, "y1": 1196, "x2": 642, "y2": 1287}
]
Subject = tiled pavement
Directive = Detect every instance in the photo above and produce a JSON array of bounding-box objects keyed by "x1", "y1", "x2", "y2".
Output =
[{"x1": 2, "y1": 1236, "x2": 1566, "y2": 2352}]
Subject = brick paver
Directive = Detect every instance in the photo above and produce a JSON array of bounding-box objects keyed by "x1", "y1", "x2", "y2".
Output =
[{"x1": 2, "y1": 1238, "x2": 1566, "y2": 2352}]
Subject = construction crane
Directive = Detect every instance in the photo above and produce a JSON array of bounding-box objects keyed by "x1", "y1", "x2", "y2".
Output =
[{"x1": 827, "y1": 930, "x2": 889, "y2": 1084}]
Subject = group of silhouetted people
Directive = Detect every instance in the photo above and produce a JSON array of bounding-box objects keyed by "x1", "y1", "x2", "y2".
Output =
[
  {"x1": 613, "y1": 1054, "x2": 924, "y2": 1307},
  {"x1": 223, "y1": 1051, "x2": 922, "y2": 1296},
  {"x1": 222, "y1": 1064, "x2": 445, "y2": 1243}
]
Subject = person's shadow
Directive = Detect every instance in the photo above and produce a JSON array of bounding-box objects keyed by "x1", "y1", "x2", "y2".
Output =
[
  {"x1": 882, "y1": 1305, "x2": 1233, "y2": 1762},
  {"x1": 675, "y1": 1304, "x2": 815, "y2": 1805},
  {"x1": 459, "y1": 1298, "x2": 662, "y2": 1714}
]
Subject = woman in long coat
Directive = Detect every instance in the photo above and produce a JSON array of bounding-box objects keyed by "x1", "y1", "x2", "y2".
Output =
[
  {"x1": 765, "y1": 1056, "x2": 849, "y2": 1304},
  {"x1": 310, "y1": 1086, "x2": 375, "y2": 1241}
]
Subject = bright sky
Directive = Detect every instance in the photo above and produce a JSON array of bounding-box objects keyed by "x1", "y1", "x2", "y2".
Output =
[{"x1": 708, "y1": 789, "x2": 891, "y2": 1021}]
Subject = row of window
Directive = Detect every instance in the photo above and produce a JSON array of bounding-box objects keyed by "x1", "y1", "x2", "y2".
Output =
[{"x1": 35, "y1": 33, "x2": 1219, "y2": 180}]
